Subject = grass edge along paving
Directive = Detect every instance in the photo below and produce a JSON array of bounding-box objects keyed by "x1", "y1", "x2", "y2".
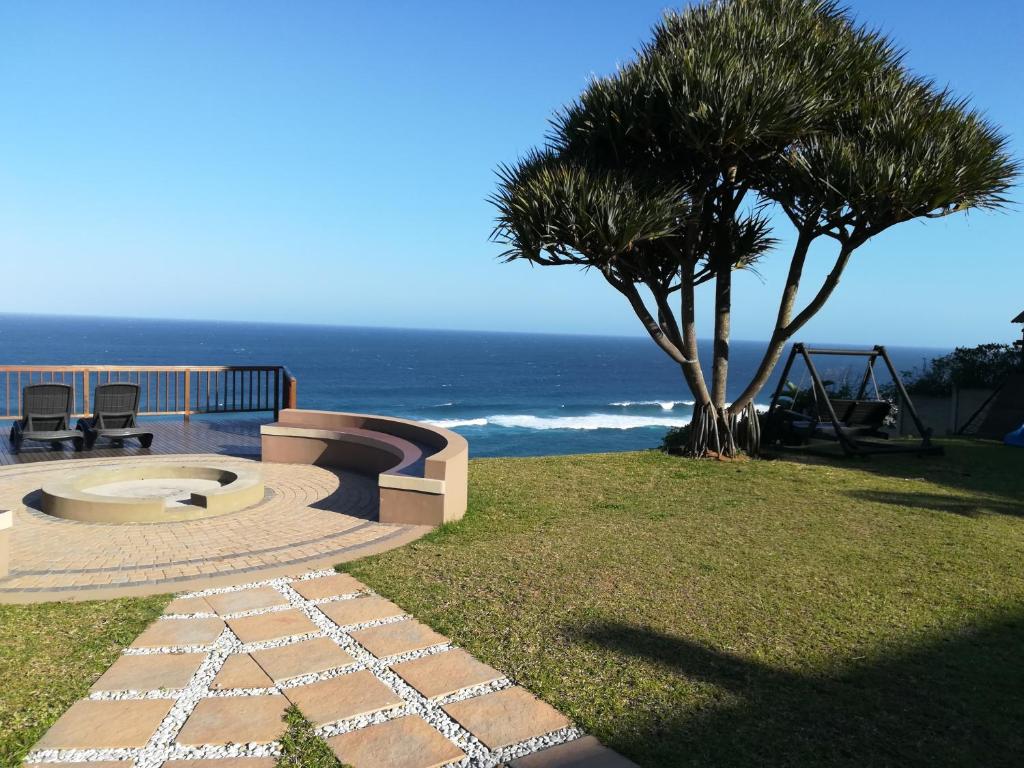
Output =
[
  {"x1": 0, "y1": 595, "x2": 168, "y2": 768},
  {"x1": 276, "y1": 705, "x2": 348, "y2": 768}
]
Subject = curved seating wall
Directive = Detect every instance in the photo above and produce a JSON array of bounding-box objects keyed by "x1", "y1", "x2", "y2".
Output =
[{"x1": 260, "y1": 409, "x2": 468, "y2": 527}]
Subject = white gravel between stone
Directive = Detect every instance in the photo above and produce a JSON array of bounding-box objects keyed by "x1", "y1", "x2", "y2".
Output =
[
  {"x1": 122, "y1": 644, "x2": 216, "y2": 656},
  {"x1": 238, "y1": 631, "x2": 323, "y2": 654},
  {"x1": 309, "y1": 591, "x2": 365, "y2": 605},
  {"x1": 275, "y1": 661, "x2": 363, "y2": 689},
  {"x1": 88, "y1": 689, "x2": 182, "y2": 701},
  {"x1": 434, "y1": 677, "x2": 514, "y2": 707}
]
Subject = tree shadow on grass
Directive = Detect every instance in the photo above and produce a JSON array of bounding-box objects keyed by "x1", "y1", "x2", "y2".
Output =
[
  {"x1": 572, "y1": 614, "x2": 1024, "y2": 767},
  {"x1": 774, "y1": 439, "x2": 1024, "y2": 503},
  {"x1": 844, "y1": 489, "x2": 1024, "y2": 518}
]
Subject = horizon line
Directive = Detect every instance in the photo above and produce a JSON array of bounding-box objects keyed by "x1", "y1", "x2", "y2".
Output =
[{"x1": 0, "y1": 310, "x2": 955, "y2": 352}]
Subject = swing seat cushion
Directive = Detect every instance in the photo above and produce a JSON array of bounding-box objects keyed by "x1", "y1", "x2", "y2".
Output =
[{"x1": 827, "y1": 400, "x2": 892, "y2": 432}]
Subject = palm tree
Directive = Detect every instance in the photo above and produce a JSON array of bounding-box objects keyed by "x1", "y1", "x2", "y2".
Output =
[{"x1": 490, "y1": 0, "x2": 1017, "y2": 457}]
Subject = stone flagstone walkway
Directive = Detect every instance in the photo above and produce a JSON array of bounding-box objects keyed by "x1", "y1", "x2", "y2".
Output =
[{"x1": 25, "y1": 570, "x2": 636, "y2": 768}]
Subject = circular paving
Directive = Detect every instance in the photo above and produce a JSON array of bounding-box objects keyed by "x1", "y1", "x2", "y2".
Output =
[{"x1": 0, "y1": 454, "x2": 430, "y2": 602}]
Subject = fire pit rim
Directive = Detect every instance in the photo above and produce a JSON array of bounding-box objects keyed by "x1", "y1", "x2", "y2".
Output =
[{"x1": 40, "y1": 462, "x2": 265, "y2": 523}]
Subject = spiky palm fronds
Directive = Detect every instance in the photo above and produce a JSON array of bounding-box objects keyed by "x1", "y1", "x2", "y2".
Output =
[
  {"x1": 498, "y1": 0, "x2": 1016, "y2": 268},
  {"x1": 712, "y1": 212, "x2": 777, "y2": 273},
  {"x1": 553, "y1": 0, "x2": 900, "y2": 179},
  {"x1": 489, "y1": 150, "x2": 688, "y2": 272},
  {"x1": 766, "y1": 67, "x2": 1019, "y2": 237}
]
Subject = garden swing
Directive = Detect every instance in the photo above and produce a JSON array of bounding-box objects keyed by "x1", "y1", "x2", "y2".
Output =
[{"x1": 763, "y1": 344, "x2": 943, "y2": 456}]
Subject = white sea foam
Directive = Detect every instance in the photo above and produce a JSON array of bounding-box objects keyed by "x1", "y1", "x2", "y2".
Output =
[
  {"x1": 609, "y1": 399, "x2": 695, "y2": 410},
  {"x1": 430, "y1": 413, "x2": 692, "y2": 430},
  {"x1": 429, "y1": 417, "x2": 490, "y2": 428},
  {"x1": 431, "y1": 404, "x2": 769, "y2": 432},
  {"x1": 490, "y1": 413, "x2": 692, "y2": 430}
]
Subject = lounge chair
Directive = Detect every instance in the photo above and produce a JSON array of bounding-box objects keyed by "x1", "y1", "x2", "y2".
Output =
[
  {"x1": 77, "y1": 383, "x2": 154, "y2": 449},
  {"x1": 9, "y1": 384, "x2": 84, "y2": 452}
]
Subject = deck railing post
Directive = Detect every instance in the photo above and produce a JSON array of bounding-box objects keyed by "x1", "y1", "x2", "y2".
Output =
[
  {"x1": 286, "y1": 371, "x2": 297, "y2": 410},
  {"x1": 273, "y1": 368, "x2": 281, "y2": 421},
  {"x1": 184, "y1": 369, "x2": 192, "y2": 422},
  {"x1": 82, "y1": 368, "x2": 91, "y2": 417}
]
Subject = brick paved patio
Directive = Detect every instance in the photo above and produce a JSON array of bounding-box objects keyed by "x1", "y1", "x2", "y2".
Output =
[
  {"x1": 24, "y1": 571, "x2": 637, "y2": 768},
  {"x1": 0, "y1": 455, "x2": 429, "y2": 602}
]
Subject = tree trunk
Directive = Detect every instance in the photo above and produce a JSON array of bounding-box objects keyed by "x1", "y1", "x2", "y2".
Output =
[
  {"x1": 683, "y1": 402, "x2": 762, "y2": 458},
  {"x1": 711, "y1": 266, "x2": 731, "y2": 408},
  {"x1": 678, "y1": 260, "x2": 711, "y2": 404},
  {"x1": 681, "y1": 264, "x2": 742, "y2": 458},
  {"x1": 732, "y1": 401, "x2": 761, "y2": 455},
  {"x1": 682, "y1": 401, "x2": 739, "y2": 458}
]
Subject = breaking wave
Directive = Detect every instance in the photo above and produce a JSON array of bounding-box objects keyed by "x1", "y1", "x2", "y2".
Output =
[
  {"x1": 429, "y1": 417, "x2": 489, "y2": 428},
  {"x1": 609, "y1": 399, "x2": 695, "y2": 410},
  {"x1": 430, "y1": 413, "x2": 692, "y2": 430}
]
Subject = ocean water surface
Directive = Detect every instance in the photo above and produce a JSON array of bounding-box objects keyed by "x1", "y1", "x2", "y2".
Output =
[{"x1": 0, "y1": 314, "x2": 947, "y2": 457}]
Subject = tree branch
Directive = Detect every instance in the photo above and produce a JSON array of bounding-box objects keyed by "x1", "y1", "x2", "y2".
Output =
[
  {"x1": 605, "y1": 274, "x2": 694, "y2": 365},
  {"x1": 775, "y1": 228, "x2": 814, "y2": 330},
  {"x1": 666, "y1": 266, "x2": 714, "y2": 292},
  {"x1": 678, "y1": 258, "x2": 712, "y2": 403},
  {"x1": 728, "y1": 228, "x2": 815, "y2": 413},
  {"x1": 783, "y1": 242, "x2": 854, "y2": 334},
  {"x1": 647, "y1": 280, "x2": 686, "y2": 352}
]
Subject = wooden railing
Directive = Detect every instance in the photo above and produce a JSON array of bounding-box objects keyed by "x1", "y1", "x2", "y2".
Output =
[{"x1": 0, "y1": 365, "x2": 297, "y2": 421}]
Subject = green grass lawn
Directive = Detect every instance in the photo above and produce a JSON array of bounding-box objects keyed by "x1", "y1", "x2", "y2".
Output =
[
  {"x1": 344, "y1": 440, "x2": 1024, "y2": 768},
  {"x1": 0, "y1": 596, "x2": 167, "y2": 767}
]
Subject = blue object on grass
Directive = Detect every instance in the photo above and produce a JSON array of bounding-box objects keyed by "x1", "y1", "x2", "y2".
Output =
[{"x1": 1005, "y1": 424, "x2": 1024, "y2": 447}]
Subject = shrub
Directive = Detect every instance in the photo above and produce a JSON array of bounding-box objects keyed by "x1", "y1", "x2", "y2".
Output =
[
  {"x1": 904, "y1": 344, "x2": 1022, "y2": 396},
  {"x1": 660, "y1": 424, "x2": 693, "y2": 455}
]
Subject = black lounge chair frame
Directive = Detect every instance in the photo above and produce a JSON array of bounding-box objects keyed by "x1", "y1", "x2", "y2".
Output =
[
  {"x1": 764, "y1": 343, "x2": 943, "y2": 457},
  {"x1": 77, "y1": 383, "x2": 154, "y2": 450},
  {"x1": 9, "y1": 383, "x2": 84, "y2": 452}
]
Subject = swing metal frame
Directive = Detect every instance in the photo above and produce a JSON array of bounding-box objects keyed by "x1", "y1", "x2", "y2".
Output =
[{"x1": 764, "y1": 343, "x2": 943, "y2": 457}]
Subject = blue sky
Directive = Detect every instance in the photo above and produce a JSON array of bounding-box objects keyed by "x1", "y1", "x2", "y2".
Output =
[{"x1": 1, "y1": 0, "x2": 1020, "y2": 347}]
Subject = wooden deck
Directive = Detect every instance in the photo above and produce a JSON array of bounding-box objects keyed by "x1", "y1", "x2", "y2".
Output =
[{"x1": 0, "y1": 416, "x2": 264, "y2": 465}]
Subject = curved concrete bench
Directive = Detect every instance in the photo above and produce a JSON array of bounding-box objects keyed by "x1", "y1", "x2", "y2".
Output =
[{"x1": 260, "y1": 409, "x2": 468, "y2": 527}]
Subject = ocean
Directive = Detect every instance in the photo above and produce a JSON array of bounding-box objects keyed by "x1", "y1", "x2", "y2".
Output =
[{"x1": 0, "y1": 314, "x2": 947, "y2": 457}]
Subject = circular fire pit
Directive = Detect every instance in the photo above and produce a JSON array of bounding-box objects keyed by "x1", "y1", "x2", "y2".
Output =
[{"x1": 40, "y1": 463, "x2": 264, "y2": 523}]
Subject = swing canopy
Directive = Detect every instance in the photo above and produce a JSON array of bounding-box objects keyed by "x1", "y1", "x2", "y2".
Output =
[{"x1": 764, "y1": 344, "x2": 943, "y2": 456}]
